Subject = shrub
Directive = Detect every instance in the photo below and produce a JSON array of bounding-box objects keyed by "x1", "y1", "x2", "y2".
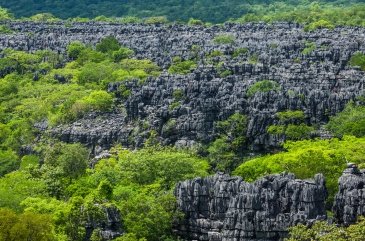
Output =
[
  {"x1": 168, "y1": 59, "x2": 197, "y2": 75},
  {"x1": 246, "y1": 80, "x2": 280, "y2": 97},
  {"x1": 188, "y1": 18, "x2": 204, "y2": 26},
  {"x1": 302, "y1": 41, "x2": 316, "y2": 55},
  {"x1": 96, "y1": 36, "x2": 121, "y2": 53},
  {"x1": 233, "y1": 136, "x2": 365, "y2": 206},
  {"x1": 327, "y1": 103, "x2": 365, "y2": 137},
  {"x1": 349, "y1": 52, "x2": 365, "y2": 70},
  {"x1": 232, "y1": 48, "x2": 249, "y2": 57},
  {"x1": 67, "y1": 41, "x2": 86, "y2": 59},
  {"x1": 277, "y1": 110, "x2": 305, "y2": 123},
  {"x1": 213, "y1": 34, "x2": 235, "y2": 45},
  {"x1": 305, "y1": 19, "x2": 335, "y2": 31},
  {"x1": 112, "y1": 47, "x2": 134, "y2": 62},
  {"x1": 144, "y1": 16, "x2": 168, "y2": 24}
]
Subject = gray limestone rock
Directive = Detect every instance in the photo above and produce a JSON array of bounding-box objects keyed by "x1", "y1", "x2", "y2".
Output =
[{"x1": 174, "y1": 172, "x2": 327, "y2": 241}]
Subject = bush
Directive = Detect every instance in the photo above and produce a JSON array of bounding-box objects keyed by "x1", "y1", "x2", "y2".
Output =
[
  {"x1": 327, "y1": 103, "x2": 365, "y2": 137},
  {"x1": 208, "y1": 113, "x2": 247, "y2": 171},
  {"x1": 305, "y1": 19, "x2": 335, "y2": 31},
  {"x1": 301, "y1": 41, "x2": 316, "y2": 55},
  {"x1": 277, "y1": 110, "x2": 305, "y2": 123},
  {"x1": 246, "y1": 80, "x2": 280, "y2": 97},
  {"x1": 233, "y1": 136, "x2": 365, "y2": 206},
  {"x1": 286, "y1": 217, "x2": 365, "y2": 241},
  {"x1": 96, "y1": 36, "x2": 121, "y2": 53},
  {"x1": 349, "y1": 52, "x2": 365, "y2": 70},
  {"x1": 168, "y1": 58, "x2": 197, "y2": 75},
  {"x1": 112, "y1": 47, "x2": 134, "y2": 62},
  {"x1": 188, "y1": 18, "x2": 204, "y2": 26},
  {"x1": 67, "y1": 41, "x2": 86, "y2": 60},
  {"x1": 144, "y1": 16, "x2": 168, "y2": 24},
  {"x1": 0, "y1": 149, "x2": 19, "y2": 177},
  {"x1": 232, "y1": 48, "x2": 249, "y2": 57},
  {"x1": 213, "y1": 34, "x2": 235, "y2": 45}
]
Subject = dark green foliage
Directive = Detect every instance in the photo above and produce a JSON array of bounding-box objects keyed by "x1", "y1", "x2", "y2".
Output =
[
  {"x1": 246, "y1": 80, "x2": 280, "y2": 97},
  {"x1": 96, "y1": 36, "x2": 121, "y2": 53},
  {"x1": 67, "y1": 41, "x2": 86, "y2": 60},
  {"x1": 268, "y1": 110, "x2": 313, "y2": 140},
  {"x1": 168, "y1": 58, "x2": 197, "y2": 75},
  {"x1": 302, "y1": 41, "x2": 316, "y2": 55},
  {"x1": 236, "y1": 2, "x2": 365, "y2": 29},
  {"x1": 213, "y1": 34, "x2": 235, "y2": 45},
  {"x1": 327, "y1": 103, "x2": 365, "y2": 137},
  {"x1": 0, "y1": 149, "x2": 19, "y2": 177},
  {"x1": 208, "y1": 113, "x2": 247, "y2": 171},
  {"x1": 349, "y1": 52, "x2": 365, "y2": 70},
  {"x1": 232, "y1": 48, "x2": 249, "y2": 58},
  {"x1": 112, "y1": 47, "x2": 134, "y2": 62}
]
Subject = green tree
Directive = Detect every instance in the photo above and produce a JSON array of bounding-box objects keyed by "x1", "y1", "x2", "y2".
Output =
[{"x1": 96, "y1": 36, "x2": 121, "y2": 53}]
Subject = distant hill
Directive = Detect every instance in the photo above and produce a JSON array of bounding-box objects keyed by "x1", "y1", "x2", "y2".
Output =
[{"x1": 0, "y1": 0, "x2": 363, "y2": 23}]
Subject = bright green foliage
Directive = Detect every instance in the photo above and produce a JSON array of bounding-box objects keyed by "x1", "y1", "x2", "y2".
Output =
[
  {"x1": 168, "y1": 58, "x2": 197, "y2": 75},
  {"x1": 349, "y1": 52, "x2": 365, "y2": 70},
  {"x1": 302, "y1": 41, "x2": 316, "y2": 55},
  {"x1": 0, "y1": 171, "x2": 46, "y2": 211},
  {"x1": 232, "y1": 48, "x2": 249, "y2": 57},
  {"x1": 327, "y1": 103, "x2": 365, "y2": 137},
  {"x1": 236, "y1": 2, "x2": 365, "y2": 29},
  {"x1": 268, "y1": 110, "x2": 313, "y2": 140},
  {"x1": 67, "y1": 41, "x2": 86, "y2": 60},
  {"x1": 144, "y1": 16, "x2": 168, "y2": 24},
  {"x1": 41, "y1": 142, "x2": 88, "y2": 198},
  {"x1": 112, "y1": 47, "x2": 134, "y2": 62},
  {"x1": 208, "y1": 50, "x2": 223, "y2": 58},
  {"x1": 246, "y1": 80, "x2": 280, "y2": 97},
  {"x1": 277, "y1": 110, "x2": 305, "y2": 123},
  {"x1": 0, "y1": 149, "x2": 19, "y2": 176},
  {"x1": 268, "y1": 124, "x2": 314, "y2": 140},
  {"x1": 233, "y1": 136, "x2": 365, "y2": 205},
  {"x1": 0, "y1": 7, "x2": 13, "y2": 20},
  {"x1": 29, "y1": 13, "x2": 59, "y2": 22},
  {"x1": 0, "y1": 208, "x2": 55, "y2": 241},
  {"x1": 305, "y1": 19, "x2": 335, "y2": 31},
  {"x1": 20, "y1": 155, "x2": 39, "y2": 170},
  {"x1": 96, "y1": 36, "x2": 121, "y2": 53},
  {"x1": 208, "y1": 113, "x2": 247, "y2": 171},
  {"x1": 188, "y1": 18, "x2": 204, "y2": 26},
  {"x1": 286, "y1": 217, "x2": 365, "y2": 241},
  {"x1": 213, "y1": 34, "x2": 235, "y2": 45},
  {"x1": 117, "y1": 147, "x2": 209, "y2": 188}
]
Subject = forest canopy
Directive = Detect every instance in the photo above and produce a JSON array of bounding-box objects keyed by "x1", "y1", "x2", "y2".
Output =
[{"x1": 0, "y1": 0, "x2": 364, "y2": 24}]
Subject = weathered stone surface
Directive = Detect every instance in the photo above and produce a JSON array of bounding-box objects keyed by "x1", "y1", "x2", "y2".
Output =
[
  {"x1": 333, "y1": 164, "x2": 365, "y2": 225},
  {"x1": 2, "y1": 21, "x2": 363, "y2": 151},
  {"x1": 85, "y1": 203, "x2": 123, "y2": 240},
  {"x1": 174, "y1": 172, "x2": 327, "y2": 241}
]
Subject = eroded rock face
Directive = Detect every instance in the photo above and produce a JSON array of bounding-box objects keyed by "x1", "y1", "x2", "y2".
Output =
[
  {"x1": 333, "y1": 164, "x2": 365, "y2": 225},
  {"x1": 3, "y1": 21, "x2": 365, "y2": 150},
  {"x1": 174, "y1": 172, "x2": 327, "y2": 241}
]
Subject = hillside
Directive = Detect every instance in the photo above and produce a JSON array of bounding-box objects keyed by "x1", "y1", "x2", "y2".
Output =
[
  {"x1": 0, "y1": 0, "x2": 363, "y2": 23},
  {"x1": 1, "y1": 3, "x2": 365, "y2": 241}
]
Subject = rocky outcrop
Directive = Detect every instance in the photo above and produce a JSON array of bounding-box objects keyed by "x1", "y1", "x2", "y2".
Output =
[
  {"x1": 2, "y1": 21, "x2": 365, "y2": 150},
  {"x1": 85, "y1": 203, "x2": 123, "y2": 240},
  {"x1": 174, "y1": 172, "x2": 327, "y2": 241},
  {"x1": 333, "y1": 163, "x2": 365, "y2": 225}
]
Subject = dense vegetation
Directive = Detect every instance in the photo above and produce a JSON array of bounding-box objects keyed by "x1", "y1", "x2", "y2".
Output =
[
  {"x1": 0, "y1": 0, "x2": 364, "y2": 25},
  {"x1": 286, "y1": 217, "x2": 365, "y2": 241},
  {"x1": 1, "y1": 2, "x2": 365, "y2": 240}
]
